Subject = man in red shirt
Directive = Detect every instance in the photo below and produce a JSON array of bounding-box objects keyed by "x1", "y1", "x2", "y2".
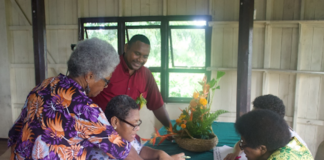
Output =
[
  {"x1": 91, "y1": 35, "x2": 175, "y2": 159},
  {"x1": 91, "y1": 34, "x2": 171, "y2": 128}
]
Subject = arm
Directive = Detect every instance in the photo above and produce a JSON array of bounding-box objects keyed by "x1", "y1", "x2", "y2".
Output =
[
  {"x1": 124, "y1": 146, "x2": 144, "y2": 160},
  {"x1": 223, "y1": 141, "x2": 242, "y2": 160},
  {"x1": 139, "y1": 146, "x2": 185, "y2": 160},
  {"x1": 152, "y1": 104, "x2": 171, "y2": 127},
  {"x1": 80, "y1": 103, "x2": 131, "y2": 159},
  {"x1": 146, "y1": 70, "x2": 171, "y2": 127}
]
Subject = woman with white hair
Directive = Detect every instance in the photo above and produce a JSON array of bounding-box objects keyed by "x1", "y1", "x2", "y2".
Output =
[{"x1": 8, "y1": 38, "x2": 131, "y2": 160}]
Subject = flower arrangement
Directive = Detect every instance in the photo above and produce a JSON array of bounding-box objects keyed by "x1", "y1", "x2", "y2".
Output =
[
  {"x1": 141, "y1": 71, "x2": 228, "y2": 147},
  {"x1": 173, "y1": 71, "x2": 228, "y2": 140}
]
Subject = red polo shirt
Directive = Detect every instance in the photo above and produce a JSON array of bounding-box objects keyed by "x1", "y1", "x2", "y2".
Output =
[{"x1": 91, "y1": 55, "x2": 164, "y2": 111}]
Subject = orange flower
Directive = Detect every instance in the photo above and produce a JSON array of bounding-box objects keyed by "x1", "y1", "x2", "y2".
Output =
[
  {"x1": 199, "y1": 98, "x2": 208, "y2": 106},
  {"x1": 203, "y1": 84, "x2": 210, "y2": 94},
  {"x1": 181, "y1": 124, "x2": 186, "y2": 129},
  {"x1": 176, "y1": 119, "x2": 182, "y2": 124},
  {"x1": 190, "y1": 99, "x2": 198, "y2": 107},
  {"x1": 193, "y1": 92, "x2": 199, "y2": 99}
]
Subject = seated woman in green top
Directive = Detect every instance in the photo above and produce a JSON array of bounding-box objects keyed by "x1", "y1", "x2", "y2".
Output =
[{"x1": 235, "y1": 110, "x2": 313, "y2": 160}]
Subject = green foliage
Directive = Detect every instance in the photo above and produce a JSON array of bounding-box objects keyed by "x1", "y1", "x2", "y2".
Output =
[
  {"x1": 86, "y1": 30, "x2": 118, "y2": 52},
  {"x1": 169, "y1": 29, "x2": 205, "y2": 68},
  {"x1": 169, "y1": 73, "x2": 204, "y2": 97},
  {"x1": 175, "y1": 108, "x2": 228, "y2": 139}
]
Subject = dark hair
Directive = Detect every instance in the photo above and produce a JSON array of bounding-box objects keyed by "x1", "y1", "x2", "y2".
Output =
[
  {"x1": 235, "y1": 110, "x2": 290, "y2": 152},
  {"x1": 104, "y1": 95, "x2": 139, "y2": 123},
  {"x1": 253, "y1": 94, "x2": 285, "y2": 118},
  {"x1": 128, "y1": 34, "x2": 150, "y2": 47}
]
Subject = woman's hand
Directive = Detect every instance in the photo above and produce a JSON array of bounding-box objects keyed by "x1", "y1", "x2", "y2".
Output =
[
  {"x1": 224, "y1": 141, "x2": 242, "y2": 160},
  {"x1": 223, "y1": 152, "x2": 239, "y2": 160},
  {"x1": 170, "y1": 152, "x2": 185, "y2": 160}
]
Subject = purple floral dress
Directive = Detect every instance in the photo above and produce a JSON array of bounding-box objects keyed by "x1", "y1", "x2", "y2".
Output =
[{"x1": 8, "y1": 74, "x2": 131, "y2": 160}]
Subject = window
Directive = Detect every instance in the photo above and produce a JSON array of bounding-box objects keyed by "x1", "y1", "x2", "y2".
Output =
[
  {"x1": 79, "y1": 16, "x2": 211, "y2": 103},
  {"x1": 84, "y1": 22, "x2": 118, "y2": 52}
]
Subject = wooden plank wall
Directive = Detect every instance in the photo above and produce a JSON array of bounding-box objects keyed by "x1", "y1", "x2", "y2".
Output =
[
  {"x1": 1, "y1": 0, "x2": 324, "y2": 155},
  {"x1": 0, "y1": 0, "x2": 13, "y2": 138},
  {"x1": 209, "y1": 0, "x2": 324, "y2": 155}
]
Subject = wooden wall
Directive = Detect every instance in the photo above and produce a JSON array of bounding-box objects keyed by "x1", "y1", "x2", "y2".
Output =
[
  {"x1": 0, "y1": 0, "x2": 13, "y2": 140},
  {"x1": 1, "y1": 0, "x2": 324, "y2": 156},
  {"x1": 209, "y1": 0, "x2": 324, "y2": 155}
]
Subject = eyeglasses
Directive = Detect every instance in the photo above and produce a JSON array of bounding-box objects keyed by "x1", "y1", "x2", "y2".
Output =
[
  {"x1": 118, "y1": 118, "x2": 142, "y2": 131},
  {"x1": 239, "y1": 139, "x2": 249, "y2": 150},
  {"x1": 102, "y1": 78, "x2": 110, "y2": 87}
]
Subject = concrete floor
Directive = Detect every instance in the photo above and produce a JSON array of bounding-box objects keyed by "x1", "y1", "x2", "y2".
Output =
[{"x1": 0, "y1": 139, "x2": 8, "y2": 157}]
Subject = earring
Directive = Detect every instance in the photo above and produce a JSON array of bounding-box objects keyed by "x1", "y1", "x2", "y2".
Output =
[
  {"x1": 114, "y1": 126, "x2": 117, "y2": 130},
  {"x1": 85, "y1": 83, "x2": 90, "y2": 94},
  {"x1": 85, "y1": 78, "x2": 90, "y2": 94}
]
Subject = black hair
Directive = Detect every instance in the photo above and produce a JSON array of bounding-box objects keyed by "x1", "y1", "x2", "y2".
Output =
[
  {"x1": 104, "y1": 95, "x2": 139, "y2": 123},
  {"x1": 235, "y1": 110, "x2": 291, "y2": 152},
  {"x1": 253, "y1": 94, "x2": 285, "y2": 118},
  {"x1": 127, "y1": 34, "x2": 150, "y2": 47}
]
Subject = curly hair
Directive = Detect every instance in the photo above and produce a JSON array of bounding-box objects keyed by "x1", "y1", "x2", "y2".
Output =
[
  {"x1": 127, "y1": 34, "x2": 150, "y2": 47},
  {"x1": 104, "y1": 95, "x2": 139, "y2": 123},
  {"x1": 253, "y1": 94, "x2": 285, "y2": 118},
  {"x1": 235, "y1": 110, "x2": 290, "y2": 152},
  {"x1": 67, "y1": 38, "x2": 119, "y2": 81}
]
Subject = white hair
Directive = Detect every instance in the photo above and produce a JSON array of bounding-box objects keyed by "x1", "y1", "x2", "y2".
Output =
[{"x1": 67, "y1": 38, "x2": 119, "y2": 80}]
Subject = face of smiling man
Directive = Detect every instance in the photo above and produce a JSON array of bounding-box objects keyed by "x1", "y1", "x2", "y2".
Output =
[{"x1": 124, "y1": 40, "x2": 150, "y2": 74}]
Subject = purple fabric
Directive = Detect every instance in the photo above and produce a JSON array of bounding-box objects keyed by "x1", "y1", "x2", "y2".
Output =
[{"x1": 8, "y1": 74, "x2": 131, "y2": 160}]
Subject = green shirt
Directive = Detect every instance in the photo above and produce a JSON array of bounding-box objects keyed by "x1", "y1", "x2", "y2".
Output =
[{"x1": 268, "y1": 137, "x2": 313, "y2": 160}]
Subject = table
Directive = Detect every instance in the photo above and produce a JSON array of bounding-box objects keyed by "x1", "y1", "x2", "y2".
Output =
[{"x1": 145, "y1": 121, "x2": 240, "y2": 160}]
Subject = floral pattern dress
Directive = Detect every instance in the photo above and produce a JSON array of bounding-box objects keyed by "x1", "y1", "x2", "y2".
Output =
[
  {"x1": 8, "y1": 74, "x2": 131, "y2": 160},
  {"x1": 268, "y1": 137, "x2": 313, "y2": 160},
  {"x1": 87, "y1": 135, "x2": 142, "y2": 160}
]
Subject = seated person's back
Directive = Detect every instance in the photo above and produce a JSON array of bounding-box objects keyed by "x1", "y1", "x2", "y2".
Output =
[
  {"x1": 224, "y1": 94, "x2": 308, "y2": 160},
  {"x1": 252, "y1": 94, "x2": 308, "y2": 147},
  {"x1": 235, "y1": 110, "x2": 313, "y2": 160}
]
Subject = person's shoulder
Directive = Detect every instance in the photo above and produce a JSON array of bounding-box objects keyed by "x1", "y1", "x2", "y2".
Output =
[
  {"x1": 269, "y1": 138, "x2": 313, "y2": 160},
  {"x1": 138, "y1": 66, "x2": 153, "y2": 76},
  {"x1": 140, "y1": 66, "x2": 150, "y2": 72},
  {"x1": 289, "y1": 128, "x2": 308, "y2": 148}
]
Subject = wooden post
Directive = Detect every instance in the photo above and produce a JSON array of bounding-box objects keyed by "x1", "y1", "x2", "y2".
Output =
[
  {"x1": 118, "y1": 21, "x2": 125, "y2": 55},
  {"x1": 236, "y1": 0, "x2": 254, "y2": 119},
  {"x1": 31, "y1": 0, "x2": 47, "y2": 85}
]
